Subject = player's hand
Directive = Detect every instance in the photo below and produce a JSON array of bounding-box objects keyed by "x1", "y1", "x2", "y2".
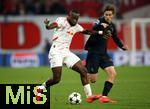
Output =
[
  {"x1": 103, "y1": 30, "x2": 112, "y2": 39},
  {"x1": 122, "y1": 44, "x2": 129, "y2": 51},
  {"x1": 44, "y1": 18, "x2": 50, "y2": 25}
]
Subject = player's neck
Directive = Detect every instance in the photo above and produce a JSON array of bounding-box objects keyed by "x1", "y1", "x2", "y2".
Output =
[{"x1": 103, "y1": 17, "x2": 111, "y2": 24}]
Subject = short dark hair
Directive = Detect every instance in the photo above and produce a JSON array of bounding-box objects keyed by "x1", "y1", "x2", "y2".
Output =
[
  {"x1": 70, "y1": 9, "x2": 80, "y2": 16},
  {"x1": 103, "y1": 4, "x2": 115, "y2": 14},
  {"x1": 71, "y1": 10, "x2": 79, "y2": 14}
]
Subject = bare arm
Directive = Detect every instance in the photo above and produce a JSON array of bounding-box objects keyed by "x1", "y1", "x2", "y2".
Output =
[{"x1": 44, "y1": 18, "x2": 58, "y2": 30}]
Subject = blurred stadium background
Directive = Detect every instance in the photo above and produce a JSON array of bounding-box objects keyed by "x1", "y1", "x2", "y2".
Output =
[
  {"x1": 0, "y1": 0, "x2": 150, "y2": 109},
  {"x1": 0, "y1": 0, "x2": 150, "y2": 67}
]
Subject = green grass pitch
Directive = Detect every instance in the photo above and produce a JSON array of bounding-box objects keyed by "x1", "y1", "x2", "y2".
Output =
[{"x1": 0, "y1": 66, "x2": 150, "y2": 109}]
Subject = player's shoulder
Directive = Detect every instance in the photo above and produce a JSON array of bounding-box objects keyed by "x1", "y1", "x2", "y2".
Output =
[
  {"x1": 110, "y1": 22, "x2": 116, "y2": 28},
  {"x1": 57, "y1": 17, "x2": 66, "y2": 20},
  {"x1": 110, "y1": 21, "x2": 115, "y2": 25},
  {"x1": 98, "y1": 16, "x2": 104, "y2": 21},
  {"x1": 56, "y1": 17, "x2": 66, "y2": 21},
  {"x1": 94, "y1": 16, "x2": 103, "y2": 25},
  {"x1": 76, "y1": 23, "x2": 82, "y2": 27},
  {"x1": 75, "y1": 23, "x2": 84, "y2": 30}
]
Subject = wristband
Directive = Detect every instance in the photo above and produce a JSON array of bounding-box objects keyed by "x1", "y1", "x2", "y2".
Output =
[{"x1": 98, "y1": 31, "x2": 103, "y2": 34}]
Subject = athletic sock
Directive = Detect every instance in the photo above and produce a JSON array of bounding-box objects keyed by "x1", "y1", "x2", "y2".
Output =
[
  {"x1": 42, "y1": 82, "x2": 47, "y2": 88},
  {"x1": 38, "y1": 82, "x2": 46, "y2": 90},
  {"x1": 102, "y1": 81, "x2": 113, "y2": 96},
  {"x1": 83, "y1": 84, "x2": 92, "y2": 98}
]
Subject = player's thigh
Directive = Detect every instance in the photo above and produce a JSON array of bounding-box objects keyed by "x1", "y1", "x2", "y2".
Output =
[
  {"x1": 85, "y1": 53, "x2": 100, "y2": 74},
  {"x1": 64, "y1": 52, "x2": 80, "y2": 68},
  {"x1": 48, "y1": 54, "x2": 63, "y2": 68},
  {"x1": 99, "y1": 55, "x2": 114, "y2": 70}
]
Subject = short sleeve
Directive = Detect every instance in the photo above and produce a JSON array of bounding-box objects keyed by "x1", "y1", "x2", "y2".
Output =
[
  {"x1": 93, "y1": 19, "x2": 100, "y2": 25},
  {"x1": 93, "y1": 19, "x2": 102, "y2": 31},
  {"x1": 77, "y1": 24, "x2": 84, "y2": 32}
]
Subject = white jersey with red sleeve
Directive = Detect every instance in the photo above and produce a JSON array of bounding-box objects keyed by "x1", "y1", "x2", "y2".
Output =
[{"x1": 51, "y1": 17, "x2": 84, "y2": 51}]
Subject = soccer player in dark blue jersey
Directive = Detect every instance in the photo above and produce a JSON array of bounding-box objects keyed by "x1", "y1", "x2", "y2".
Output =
[{"x1": 85, "y1": 4, "x2": 128, "y2": 103}]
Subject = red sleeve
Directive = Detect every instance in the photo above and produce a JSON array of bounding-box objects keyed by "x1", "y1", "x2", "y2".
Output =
[{"x1": 53, "y1": 22, "x2": 58, "y2": 27}]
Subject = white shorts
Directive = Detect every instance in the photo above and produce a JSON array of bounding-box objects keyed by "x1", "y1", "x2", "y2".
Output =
[{"x1": 48, "y1": 49, "x2": 80, "y2": 68}]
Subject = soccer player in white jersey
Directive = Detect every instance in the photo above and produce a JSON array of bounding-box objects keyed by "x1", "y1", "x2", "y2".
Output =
[{"x1": 36, "y1": 10, "x2": 101, "y2": 103}]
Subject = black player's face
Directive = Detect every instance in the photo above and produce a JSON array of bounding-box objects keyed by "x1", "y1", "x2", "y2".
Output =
[
  {"x1": 104, "y1": 11, "x2": 114, "y2": 23},
  {"x1": 68, "y1": 12, "x2": 79, "y2": 26}
]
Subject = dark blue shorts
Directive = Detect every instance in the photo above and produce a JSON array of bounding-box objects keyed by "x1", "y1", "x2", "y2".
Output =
[{"x1": 85, "y1": 52, "x2": 114, "y2": 74}]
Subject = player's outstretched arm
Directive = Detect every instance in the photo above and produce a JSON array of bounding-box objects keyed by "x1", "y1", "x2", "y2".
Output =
[
  {"x1": 112, "y1": 34, "x2": 129, "y2": 51},
  {"x1": 80, "y1": 29, "x2": 103, "y2": 35},
  {"x1": 44, "y1": 18, "x2": 58, "y2": 30}
]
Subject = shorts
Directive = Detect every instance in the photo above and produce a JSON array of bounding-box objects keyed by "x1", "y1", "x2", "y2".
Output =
[
  {"x1": 48, "y1": 47, "x2": 80, "y2": 68},
  {"x1": 85, "y1": 52, "x2": 114, "y2": 74}
]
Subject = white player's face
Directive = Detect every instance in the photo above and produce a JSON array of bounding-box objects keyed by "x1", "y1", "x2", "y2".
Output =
[{"x1": 104, "y1": 11, "x2": 114, "y2": 23}]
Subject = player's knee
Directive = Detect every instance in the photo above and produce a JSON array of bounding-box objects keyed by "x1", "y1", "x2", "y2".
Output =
[
  {"x1": 80, "y1": 72, "x2": 87, "y2": 79},
  {"x1": 90, "y1": 80, "x2": 96, "y2": 83},
  {"x1": 88, "y1": 74, "x2": 97, "y2": 83},
  {"x1": 80, "y1": 67, "x2": 88, "y2": 76},
  {"x1": 90, "y1": 77, "x2": 97, "y2": 83},
  {"x1": 109, "y1": 72, "x2": 117, "y2": 80}
]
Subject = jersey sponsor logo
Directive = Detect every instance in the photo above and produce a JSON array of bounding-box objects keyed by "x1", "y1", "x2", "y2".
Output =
[{"x1": 67, "y1": 31, "x2": 74, "y2": 36}]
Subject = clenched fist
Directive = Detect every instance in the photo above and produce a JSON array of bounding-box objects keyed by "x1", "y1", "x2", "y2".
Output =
[{"x1": 44, "y1": 18, "x2": 50, "y2": 25}]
